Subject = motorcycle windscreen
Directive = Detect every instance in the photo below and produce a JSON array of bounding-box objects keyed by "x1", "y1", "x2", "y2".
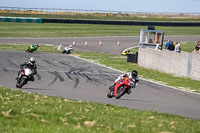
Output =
[{"x1": 24, "y1": 69, "x2": 32, "y2": 76}]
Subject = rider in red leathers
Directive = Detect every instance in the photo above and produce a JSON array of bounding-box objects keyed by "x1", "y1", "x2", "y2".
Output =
[{"x1": 110, "y1": 70, "x2": 139, "y2": 95}]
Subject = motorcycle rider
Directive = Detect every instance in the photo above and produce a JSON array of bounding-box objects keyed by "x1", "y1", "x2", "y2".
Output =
[
  {"x1": 110, "y1": 70, "x2": 139, "y2": 95},
  {"x1": 16, "y1": 57, "x2": 37, "y2": 84},
  {"x1": 62, "y1": 45, "x2": 74, "y2": 54},
  {"x1": 26, "y1": 44, "x2": 39, "y2": 53}
]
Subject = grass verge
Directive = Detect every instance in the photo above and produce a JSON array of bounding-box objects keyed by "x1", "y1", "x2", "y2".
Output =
[
  {"x1": 1, "y1": 86, "x2": 200, "y2": 133},
  {"x1": 0, "y1": 44, "x2": 60, "y2": 53},
  {"x1": 1, "y1": 13, "x2": 200, "y2": 22},
  {"x1": 0, "y1": 43, "x2": 200, "y2": 93},
  {"x1": 0, "y1": 22, "x2": 200, "y2": 37},
  {"x1": 180, "y1": 42, "x2": 198, "y2": 52}
]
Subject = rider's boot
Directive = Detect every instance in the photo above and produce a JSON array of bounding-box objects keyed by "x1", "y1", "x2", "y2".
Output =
[
  {"x1": 17, "y1": 73, "x2": 22, "y2": 83},
  {"x1": 16, "y1": 72, "x2": 21, "y2": 81},
  {"x1": 30, "y1": 76, "x2": 34, "y2": 81},
  {"x1": 127, "y1": 89, "x2": 132, "y2": 94}
]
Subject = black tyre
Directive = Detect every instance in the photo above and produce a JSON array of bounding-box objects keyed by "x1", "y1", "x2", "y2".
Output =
[
  {"x1": 107, "y1": 90, "x2": 113, "y2": 98},
  {"x1": 19, "y1": 77, "x2": 27, "y2": 88},
  {"x1": 115, "y1": 86, "x2": 126, "y2": 99},
  {"x1": 16, "y1": 84, "x2": 20, "y2": 88}
]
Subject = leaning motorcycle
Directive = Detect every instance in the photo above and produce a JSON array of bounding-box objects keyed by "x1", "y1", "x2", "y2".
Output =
[
  {"x1": 107, "y1": 76, "x2": 135, "y2": 99},
  {"x1": 16, "y1": 68, "x2": 33, "y2": 88},
  {"x1": 26, "y1": 46, "x2": 37, "y2": 53}
]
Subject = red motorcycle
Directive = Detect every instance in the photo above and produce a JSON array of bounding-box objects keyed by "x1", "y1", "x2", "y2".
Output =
[{"x1": 107, "y1": 75, "x2": 134, "y2": 99}]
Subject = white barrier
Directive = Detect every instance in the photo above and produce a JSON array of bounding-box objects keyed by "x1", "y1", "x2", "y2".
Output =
[{"x1": 138, "y1": 47, "x2": 200, "y2": 81}]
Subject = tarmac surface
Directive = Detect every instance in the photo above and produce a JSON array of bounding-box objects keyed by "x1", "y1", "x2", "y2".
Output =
[
  {"x1": 0, "y1": 36, "x2": 200, "y2": 119},
  {"x1": 0, "y1": 35, "x2": 199, "y2": 55}
]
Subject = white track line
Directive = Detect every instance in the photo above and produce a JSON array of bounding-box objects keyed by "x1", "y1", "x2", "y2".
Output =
[{"x1": 72, "y1": 55, "x2": 200, "y2": 96}]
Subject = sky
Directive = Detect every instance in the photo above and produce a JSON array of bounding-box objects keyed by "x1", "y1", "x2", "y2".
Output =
[{"x1": 0, "y1": 0, "x2": 200, "y2": 13}]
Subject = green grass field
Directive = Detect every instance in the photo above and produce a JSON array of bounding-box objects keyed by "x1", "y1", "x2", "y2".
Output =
[
  {"x1": 1, "y1": 12, "x2": 200, "y2": 22},
  {"x1": 1, "y1": 87, "x2": 200, "y2": 133},
  {"x1": 0, "y1": 44, "x2": 59, "y2": 53},
  {"x1": 0, "y1": 22, "x2": 200, "y2": 37},
  {"x1": 180, "y1": 42, "x2": 198, "y2": 52}
]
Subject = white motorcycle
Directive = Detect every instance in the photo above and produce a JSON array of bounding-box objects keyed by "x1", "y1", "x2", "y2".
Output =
[{"x1": 16, "y1": 68, "x2": 33, "y2": 88}]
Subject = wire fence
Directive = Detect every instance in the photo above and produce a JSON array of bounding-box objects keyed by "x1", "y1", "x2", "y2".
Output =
[{"x1": 0, "y1": 6, "x2": 200, "y2": 20}]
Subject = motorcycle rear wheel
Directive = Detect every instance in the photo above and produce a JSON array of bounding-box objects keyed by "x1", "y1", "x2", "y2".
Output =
[{"x1": 107, "y1": 90, "x2": 113, "y2": 98}]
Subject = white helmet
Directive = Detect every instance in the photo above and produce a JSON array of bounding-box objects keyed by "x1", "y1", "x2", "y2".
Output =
[
  {"x1": 34, "y1": 44, "x2": 39, "y2": 47},
  {"x1": 69, "y1": 45, "x2": 72, "y2": 48},
  {"x1": 29, "y1": 57, "x2": 36, "y2": 64}
]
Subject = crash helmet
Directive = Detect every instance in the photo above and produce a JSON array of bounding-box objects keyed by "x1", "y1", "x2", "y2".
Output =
[
  {"x1": 131, "y1": 70, "x2": 138, "y2": 78},
  {"x1": 34, "y1": 44, "x2": 39, "y2": 47},
  {"x1": 29, "y1": 57, "x2": 36, "y2": 64},
  {"x1": 69, "y1": 45, "x2": 72, "y2": 48}
]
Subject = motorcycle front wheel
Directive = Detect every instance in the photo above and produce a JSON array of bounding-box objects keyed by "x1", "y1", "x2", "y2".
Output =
[
  {"x1": 18, "y1": 77, "x2": 27, "y2": 88},
  {"x1": 115, "y1": 86, "x2": 126, "y2": 99}
]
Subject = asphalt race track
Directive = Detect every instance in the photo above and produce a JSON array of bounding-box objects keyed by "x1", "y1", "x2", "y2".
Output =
[
  {"x1": 0, "y1": 35, "x2": 200, "y2": 55},
  {"x1": 0, "y1": 36, "x2": 200, "y2": 119}
]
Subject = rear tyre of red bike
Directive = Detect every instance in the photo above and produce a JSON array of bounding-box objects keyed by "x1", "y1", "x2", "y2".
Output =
[{"x1": 107, "y1": 90, "x2": 113, "y2": 98}]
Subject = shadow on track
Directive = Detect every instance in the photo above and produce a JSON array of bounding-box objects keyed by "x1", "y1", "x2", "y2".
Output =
[
  {"x1": 119, "y1": 98, "x2": 159, "y2": 103},
  {"x1": 20, "y1": 87, "x2": 57, "y2": 91}
]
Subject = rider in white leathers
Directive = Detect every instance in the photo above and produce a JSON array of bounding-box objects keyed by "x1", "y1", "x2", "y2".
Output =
[
  {"x1": 62, "y1": 45, "x2": 73, "y2": 54},
  {"x1": 16, "y1": 57, "x2": 37, "y2": 84}
]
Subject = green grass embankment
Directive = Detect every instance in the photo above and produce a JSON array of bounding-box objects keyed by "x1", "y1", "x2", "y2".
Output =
[{"x1": 1, "y1": 87, "x2": 200, "y2": 133}]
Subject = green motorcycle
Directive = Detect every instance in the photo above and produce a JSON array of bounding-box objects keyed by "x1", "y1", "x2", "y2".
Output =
[{"x1": 26, "y1": 44, "x2": 39, "y2": 53}]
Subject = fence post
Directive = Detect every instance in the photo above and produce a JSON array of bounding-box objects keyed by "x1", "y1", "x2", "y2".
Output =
[{"x1": 187, "y1": 53, "x2": 192, "y2": 78}]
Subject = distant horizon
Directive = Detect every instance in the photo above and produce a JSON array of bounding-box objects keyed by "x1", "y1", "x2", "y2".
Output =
[
  {"x1": 0, "y1": 0, "x2": 200, "y2": 14},
  {"x1": 0, "y1": 6, "x2": 200, "y2": 14}
]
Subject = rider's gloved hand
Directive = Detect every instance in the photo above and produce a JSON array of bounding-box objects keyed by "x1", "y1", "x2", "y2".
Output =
[
  {"x1": 134, "y1": 82, "x2": 139, "y2": 88},
  {"x1": 123, "y1": 74, "x2": 127, "y2": 77},
  {"x1": 129, "y1": 82, "x2": 134, "y2": 87},
  {"x1": 110, "y1": 83, "x2": 115, "y2": 88}
]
